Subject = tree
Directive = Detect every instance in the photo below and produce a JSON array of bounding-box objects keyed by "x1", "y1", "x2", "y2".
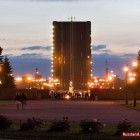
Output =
[
  {"x1": 132, "y1": 50, "x2": 140, "y2": 107},
  {"x1": 0, "y1": 47, "x2": 4, "y2": 87},
  {"x1": 2, "y1": 56, "x2": 16, "y2": 88},
  {"x1": 135, "y1": 50, "x2": 140, "y2": 87}
]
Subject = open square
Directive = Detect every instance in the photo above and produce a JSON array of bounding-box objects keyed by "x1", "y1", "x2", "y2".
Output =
[{"x1": 0, "y1": 100, "x2": 140, "y2": 124}]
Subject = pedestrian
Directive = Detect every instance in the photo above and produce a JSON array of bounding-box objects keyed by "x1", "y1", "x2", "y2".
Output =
[
  {"x1": 20, "y1": 92, "x2": 27, "y2": 109},
  {"x1": 15, "y1": 93, "x2": 21, "y2": 110}
]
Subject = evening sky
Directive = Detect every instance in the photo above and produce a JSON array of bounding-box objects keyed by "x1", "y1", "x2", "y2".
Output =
[{"x1": 0, "y1": 0, "x2": 140, "y2": 78}]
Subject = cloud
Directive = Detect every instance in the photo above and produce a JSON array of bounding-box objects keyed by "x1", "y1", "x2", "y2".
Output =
[
  {"x1": 92, "y1": 45, "x2": 106, "y2": 51},
  {"x1": 92, "y1": 44, "x2": 112, "y2": 53},
  {"x1": 21, "y1": 46, "x2": 51, "y2": 51},
  {"x1": 120, "y1": 53, "x2": 137, "y2": 59},
  {"x1": 15, "y1": 53, "x2": 42, "y2": 58},
  {"x1": 4, "y1": 45, "x2": 52, "y2": 59},
  {"x1": 0, "y1": 39, "x2": 5, "y2": 41}
]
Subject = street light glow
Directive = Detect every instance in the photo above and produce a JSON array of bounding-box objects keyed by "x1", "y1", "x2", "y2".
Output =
[
  {"x1": 133, "y1": 61, "x2": 137, "y2": 67},
  {"x1": 124, "y1": 67, "x2": 128, "y2": 72},
  {"x1": 27, "y1": 77, "x2": 32, "y2": 81},
  {"x1": 15, "y1": 77, "x2": 22, "y2": 81}
]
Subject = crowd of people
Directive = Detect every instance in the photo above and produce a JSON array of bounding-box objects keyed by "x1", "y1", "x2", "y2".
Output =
[
  {"x1": 15, "y1": 92, "x2": 27, "y2": 110},
  {"x1": 49, "y1": 90, "x2": 90, "y2": 100}
]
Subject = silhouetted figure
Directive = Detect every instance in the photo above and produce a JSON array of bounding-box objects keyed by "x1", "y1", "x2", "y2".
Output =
[
  {"x1": 0, "y1": 46, "x2": 3, "y2": 55},
  {"x1": 15, "y1": 93, "x2": 21, "y2": 110},
  {"x1": 20, "y1": 92, "x2": 27, "y2": 109}
]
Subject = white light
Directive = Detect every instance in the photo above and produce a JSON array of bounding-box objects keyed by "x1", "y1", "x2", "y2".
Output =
[
  {"x1": 124, "y1": 67, "x2": 128, "y2": 72},
  {"x1": 133, "y1": 61, "x2": 137, "y2": 67},
  {"x1": 65, "y1": 95, "x2": 70, "y2": 100},
  {"x1": 108, "y1": 76, "x2": 112, "y2": 81},
  {"x1": 28, "y1": 77, "x2": 32, "y2": 81},
  {"x1": 15, "y1": 77, "x2": 22, "y2": 81},
  {"x1": 129, "y1": 77, "x2": 135, "y2": 81}
]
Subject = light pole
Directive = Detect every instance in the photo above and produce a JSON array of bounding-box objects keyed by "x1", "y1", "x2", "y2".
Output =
[
  {"x1": 124, "y1": 64, "x2": 129, "y2": 105},
  {"x1": 132, "y1": 61, "x2": 137, "y2": 107}
]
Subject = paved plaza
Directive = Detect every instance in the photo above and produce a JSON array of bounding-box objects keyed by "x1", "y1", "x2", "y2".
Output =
[{"x1": 0, "y1": 100, "x2": 140, "y2": 124}]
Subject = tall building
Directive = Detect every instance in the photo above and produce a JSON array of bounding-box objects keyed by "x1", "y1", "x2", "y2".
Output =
[{"x1": 52, "y1": 21, "x2": 92, "y2": 90}]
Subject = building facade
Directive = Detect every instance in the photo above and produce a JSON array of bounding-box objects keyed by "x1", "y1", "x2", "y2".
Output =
[{"x1": 52, "y1": 21, "x2": 92, "y2": 90}]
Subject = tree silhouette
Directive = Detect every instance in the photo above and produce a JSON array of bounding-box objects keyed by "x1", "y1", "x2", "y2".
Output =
[
  {"x1": 135, "y1": 50, "x2": 140, "y2": 88},
  {"x1": 0, "y1": 47, "x2": 4, "y2": 87},
  {"x1": 2, "y1": 56, "x2": 15, "y2": 88}
]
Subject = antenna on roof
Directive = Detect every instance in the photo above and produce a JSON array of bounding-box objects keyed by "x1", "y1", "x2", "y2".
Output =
[{"x1": 68, "y1": 16, "x2": 76, "y2": 22}]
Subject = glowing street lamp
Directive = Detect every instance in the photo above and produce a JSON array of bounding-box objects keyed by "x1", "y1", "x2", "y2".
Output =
[
  {"x1": 124, "y1": 64, "x2": 129, "y2": 105},
  {"x1": 132, "y1": 61, "x2": 137, "y2": 67},
  {"x1": 27, "y1": 77, "x2": 32, "y2": 81},
  {"x1": 132, "y1": 61, "x2": 137, "y2": 107}
]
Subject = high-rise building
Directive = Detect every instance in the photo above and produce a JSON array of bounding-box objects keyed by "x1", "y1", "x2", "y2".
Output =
[{"x1": 52, "y1": 21, "x2": 92, "y2": 90}]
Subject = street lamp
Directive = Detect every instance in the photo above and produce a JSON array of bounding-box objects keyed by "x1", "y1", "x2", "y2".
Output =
[
  {"x1": 124, "y1": 64, "x2": 129, "y2": 105},
  {"x1": 132, "y1": 61, "x2": 137, "y2": 107}
]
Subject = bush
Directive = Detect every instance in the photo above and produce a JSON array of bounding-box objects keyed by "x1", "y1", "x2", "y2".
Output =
[
  {"x1": 20, "y1": 117, "x2": 43, "y2": 131},
  {"x1": 48, "y1": 116, "x2": 70, "y2": 132},
  {"x1": 115, "y1": 119, "x2": 132, "y2": 135},
  {"x1": 0, "y1": 114, "x2": 12, "y2": 130},
  {"x1": 80, "y1": 119, "x2": 102, "y2": 133}
]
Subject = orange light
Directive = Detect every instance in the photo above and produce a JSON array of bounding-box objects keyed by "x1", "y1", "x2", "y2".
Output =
[{"x1": 27, "y1": 77, "x2": 32, "y2": 81}]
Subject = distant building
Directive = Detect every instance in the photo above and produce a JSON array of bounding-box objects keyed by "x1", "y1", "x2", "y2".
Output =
[{"x1": 52, "y1": 21, "x2": 92, "y2": 90}]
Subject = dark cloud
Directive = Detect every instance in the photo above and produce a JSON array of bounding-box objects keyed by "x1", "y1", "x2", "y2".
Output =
[
  {"x1": 21, "y1": 46, "x2": 51, "y2": 51},
  {"x1": 92, "y1": 45, "x2": 111, "y2": 53},
  {"x1": 92, "y1": 45, "x2": 106, "y2": 51},
  {"x1": 8, "y1": 51, "x2": 137, "y2": 79},
  {"x1": 15, "y1": 53, "x2": 42, "y2": 58}
]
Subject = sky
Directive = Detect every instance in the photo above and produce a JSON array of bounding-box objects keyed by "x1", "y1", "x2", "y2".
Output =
[{"x1": 0, "y1": 0, "x2": 140, "y2": 79}]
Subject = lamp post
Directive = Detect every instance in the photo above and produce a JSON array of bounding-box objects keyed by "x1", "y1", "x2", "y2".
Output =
[
  {"x1": 124, "y1": 64, "x2": 129, "y2": 105},
  {"x1": 132, "y1": 61, "x2": 137, "y2": 107}
]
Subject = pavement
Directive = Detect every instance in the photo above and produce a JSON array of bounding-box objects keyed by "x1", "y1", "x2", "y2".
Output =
[{"x1": 0, "y1": 100, "x2": 140, "y2": 124}]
